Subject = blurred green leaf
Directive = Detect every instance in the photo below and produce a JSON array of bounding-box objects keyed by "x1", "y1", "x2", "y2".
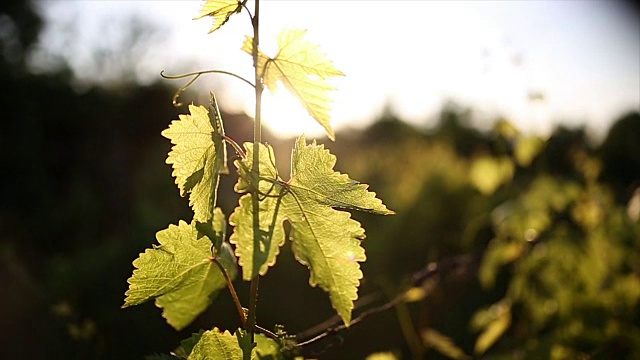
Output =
[
  {"x1": 472, "y1": 300, "x2": 511, "y2": 355},
  {"x1": 470, "y1": 156, "x2": 514, "y2": 195},
  {"x1": 365, "y1": 352, "x2": 400, "y2": 360},
  {"x1": 422, "y1": 328, "x2": 471, "y2": 360},
  {"x1": 479, "y1": 241, "x2": 524, "y2": 288},
  {"x1": 494, "y1": 119, "x2": 520, "y2": 140},
  {"x1": 514, "y1": 136, "x2": 544, "y2": 167}
]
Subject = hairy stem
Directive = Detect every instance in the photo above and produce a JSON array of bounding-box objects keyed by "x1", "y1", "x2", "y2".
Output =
[{"x1": 247, "y1": 0, "x2": 262, "y2": 358}]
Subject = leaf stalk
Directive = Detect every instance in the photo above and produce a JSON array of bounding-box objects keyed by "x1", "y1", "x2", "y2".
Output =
[{"x1": 211, "y1": 256, "x2": 246, "y2": 326}]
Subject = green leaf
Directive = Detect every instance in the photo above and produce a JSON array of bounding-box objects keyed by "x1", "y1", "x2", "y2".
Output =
[
  {"x1": 242, "y1": 29, "x2": 345, "y2": 140},
  {"x1": 188, "y1": 329, "x2": 282, "y2": 360},
  {"x1": 189, "y1": 329, "x2": 241, "y2": 360},
  {"x1": 197, "y1": 207, "x2": 228, "y2": 251},
  {"x1": 472, "y1": 300, "x2": 512, "y2": 355},
  {"x1": 123, "y1": 219, "x2": 237, "y2": 330},
  {"x1": 479, "y1": 240, "x2": 524, "y2": 288},
  {"x1": 193, "y1": 0, "x2": 243, "y2": 34},
  {"x1": 229, "y1": 142, "x2": 287, "y2": 279},
  {"x1": 469, "y1": 156, "x2": 514, "y2": 195},
  {"x1": 229, "y1": 136, "x2": 393, "y2": 325},
  {"x1": 254, "y1": 333, "x2": 285, "y2": 360},
  {"x1": 287, "y1": 136, "x2": 393, "y2": 214},
  {"x1": 366, "y1": 352, "x2": 400, "y2": 360},
  {"x1": 162, "y1": 97, "x2": 228, "y2": 225},
  {"x1": 514, "y1": 135, "x2": 544, "y2": 167},
  {"x1": 173, "y1": 331, "x2": 205, "y2": 359},
  {"x1": 229, "y1": 193, "x2": 287, "y2": 280}
]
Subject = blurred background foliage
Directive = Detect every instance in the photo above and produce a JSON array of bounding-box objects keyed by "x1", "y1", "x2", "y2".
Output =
[{"x1": 1, "y1": 1, "x2": 639, "y2": 359}]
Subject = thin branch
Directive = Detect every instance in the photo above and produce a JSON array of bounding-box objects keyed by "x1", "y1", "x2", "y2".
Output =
[
  {"x1": 296, "y1": 293, "x2": 400, "y2": 348},
  {"x1": 294, "y1": 292, "x2": 381, "y2": 341},
  {"x1": 295, "y1": 253, "x2": 479, "y2": 353}
]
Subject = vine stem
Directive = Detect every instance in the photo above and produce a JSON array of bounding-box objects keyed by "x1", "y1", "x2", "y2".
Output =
[{"x1": 247, "y1": 0, "x2": 262, "y2": 358}]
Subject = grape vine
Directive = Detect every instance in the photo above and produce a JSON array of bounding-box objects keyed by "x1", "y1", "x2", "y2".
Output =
[{"x1": 123, "y1": 1, "x2": 393, "y2": 358}]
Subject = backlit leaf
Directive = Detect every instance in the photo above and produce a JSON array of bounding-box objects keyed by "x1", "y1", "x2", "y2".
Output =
[
  {"x1": 229, "y1": 136, "x2": 393, "y2": 324},
  {"x1": 242, "y1": 29, "x2": 345, "y2": 140},
  {"x1": 254, "y1": 332, "x2": 286, "y2": 360},
  {"x1": 189, "y1": 329, "x2": 240, "y2": 360},
  {"x1": 193, "y1": 0, "x2": 243, "y2": 34},
  {"x1": 123, "y1": 219, "x2": 237, "y2": 330},
  {"x1": 188, "y1": 329, "x2": 282, "y2": 360},
  {"x1": 162, "y1": 96, "x2": 228, "y2": 224},
  {"x1": 229, "y1": 193, "x2": 287, "y2": 280}
]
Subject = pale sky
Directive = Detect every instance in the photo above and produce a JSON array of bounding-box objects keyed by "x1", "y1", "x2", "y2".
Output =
[{"x1": 32, "y1": 1, "x2": 640, "y2": 138}]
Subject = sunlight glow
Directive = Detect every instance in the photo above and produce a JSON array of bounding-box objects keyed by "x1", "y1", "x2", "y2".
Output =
[
  {"x1": 260, "y1": 84, "x2": 328, "y2": 138},
  {"x1": 33, "y1": 1, "x2": 640, "y2": 139}
]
